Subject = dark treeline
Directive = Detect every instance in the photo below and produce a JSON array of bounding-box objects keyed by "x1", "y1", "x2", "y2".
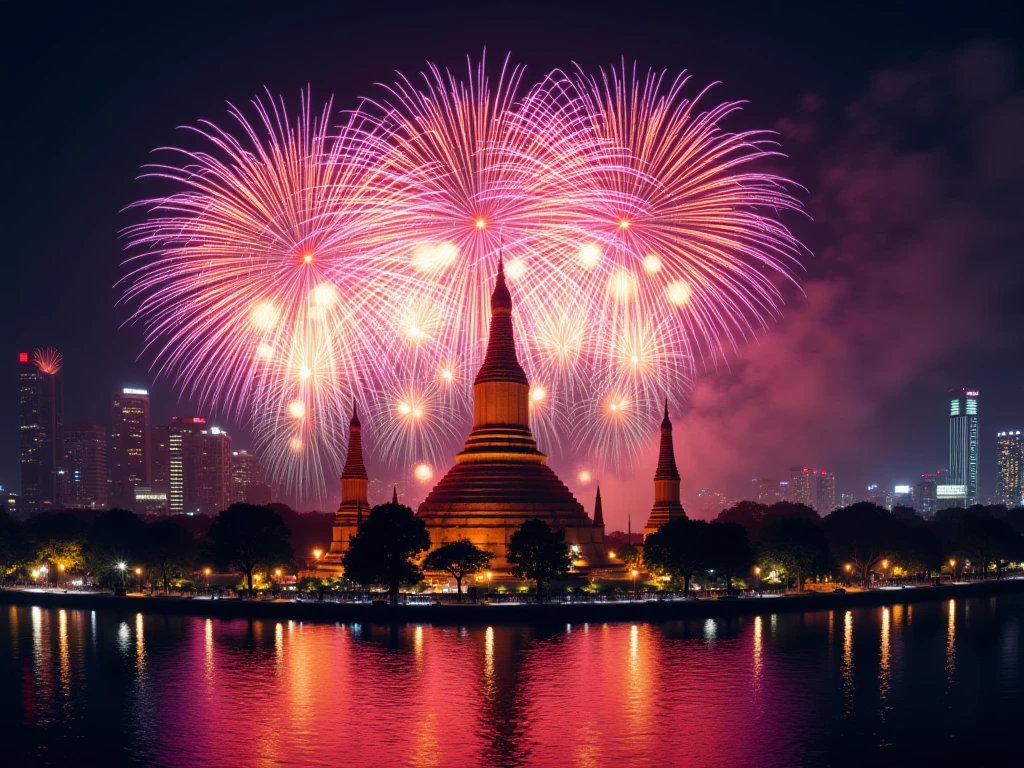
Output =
[
  {"x1": 674, "y1": 500, "x2": 1024, "y2": 593},
  {"x1": 0, "y1": 503, "x2": 332, "y2": 593}
]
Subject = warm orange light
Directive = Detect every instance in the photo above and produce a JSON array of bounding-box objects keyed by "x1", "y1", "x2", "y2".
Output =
[
  {"x1": 134, "y1": 567, "x2": 142, "y2": 575},
  {"x1": 254, "y1": 574, "x2": 261, "y2": 582},
  {"x1": 631, "y1": 569, "x2": 639, "y2": 578},
  {"x1": 485, "y1": 571, "x2": 493, "y2": 580},
  {"x1": 58, "y1": 563, "x2": 65, "y2": 572},
  {"x1": 618, "y1": 218, "x2": 630, "y2": 229},
  {"x1": 881, "y1": 559, "x2": 888, "y2": 569},
  {"x1": 204, "y1": 568, "x2": 211, "y2": 576},
  {"x1": 578, "y1": 470, "x2": 592, "y2": 484},
  {"x1": 475, "y1": 218, "x2": 486, "y2": 229},
  {"x1": 609, "y1": 552, "x2": 617, "y2": 559},
  {"x1": 313, "y1": 548, "x2": 323, "y2": 560},
  {"x1": 275, "y1": 569, "x2": 282, "y2": 577},
  {"x1": 949, "y1": 559, "x2": 956, "y2": 567},
  {"x1": 754, "y1": 566, "x2": 761, "y2": 576},
  {"x1": 844, "y1": 564, "x2": 852, "y2": 572},
  {"x1": 303, "y1": 253, "x2": 313, "y2": 264}
]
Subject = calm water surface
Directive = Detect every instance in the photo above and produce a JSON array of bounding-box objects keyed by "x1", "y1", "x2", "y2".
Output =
[{"x1": 3, "y1": 594, "x2": 1022, "y2": 767}]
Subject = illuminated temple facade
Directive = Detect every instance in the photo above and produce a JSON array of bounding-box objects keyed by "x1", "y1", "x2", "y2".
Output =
[
  {"x1": 417, "y1": 259, "x2": 609, "y2": 570},
  {"x1": 642, "y1": 401, "x2": 687, "y2": 539},
  {"x1": 309, "y1": 402, "x2": 368, "y2": 578}
]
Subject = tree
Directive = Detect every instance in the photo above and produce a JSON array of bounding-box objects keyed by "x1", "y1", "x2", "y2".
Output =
[
  {"x1": 758, "y1": 517, "x2": 831, "y2": 591},
  {"x1": 643, "y1": 518, "x2": 711, "y2": 596},
  {"x1": 823, "y1": 503, "x2": 901, "y2": 580},
  {"x1": 955, "y1": 514, "x2": 1024, "y2": 578},
  {"x1": 715, "y1": 501, "x2": 769, "y2": 540},
  {"x1": 894, "y1": 525, "x2": 943, "y2": 577},
  {"x1": 423, "y1": 539, "x2": 492, "y2": 601},
  {"x1": 207, "y1": 504, "x2": 293, "y2": 595},
  {"x1": 708, "y1": 522, "x2": 754, "y2": 594},
  {"x1": 0, "y1": 512, "x2": 31, "y2": 585},
  {"x1": 84, "y1": 508, "x2": 147, "y2": 582},
  {"x1": 24, "y1": 511, "x2": 89, "y2": 577},
  {"x1": 506, "y1": 519, "x2": 571, "y2": 602},
  {"x1": 145, "y1": 520, "x2": 198, "y2": 591},
  {"x1": 342, "y1": 501, "x2": 430, "y2": 604}
]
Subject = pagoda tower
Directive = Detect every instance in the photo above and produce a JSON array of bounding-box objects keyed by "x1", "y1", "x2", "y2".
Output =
[
  {"x1": 314, "y1": 401, "x2": 368, "y2": 577},
  {"x1": 643, "y1": 400, "x2": 687, "y2": 539},
  {"x1": 418, "y1": 259, "x2": 607, "y2": 570}
]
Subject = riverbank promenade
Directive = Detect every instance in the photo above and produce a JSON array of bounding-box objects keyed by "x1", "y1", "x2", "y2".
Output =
[{"x1": 4, "y1": 577, "x2": 1023, "y2": 626}]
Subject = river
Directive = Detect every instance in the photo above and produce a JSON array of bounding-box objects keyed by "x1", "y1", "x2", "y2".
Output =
[{"x1": 3, "y1": 593, "x2": 1021, "y2": 766}]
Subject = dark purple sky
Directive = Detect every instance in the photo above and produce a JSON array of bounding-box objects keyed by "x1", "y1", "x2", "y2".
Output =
[{"x1": 5, "y1": 1, "x2": 1023, "y2": 525}]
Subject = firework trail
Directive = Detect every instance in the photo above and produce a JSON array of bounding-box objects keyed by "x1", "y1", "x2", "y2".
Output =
[{"x1": 122, "y1": 56, "x2": 804, "y2": 496}]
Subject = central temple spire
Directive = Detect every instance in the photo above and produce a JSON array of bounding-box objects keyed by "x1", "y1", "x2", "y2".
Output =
[{"x1": 455, "y1": 257, "x2": 542, "y2": 464}]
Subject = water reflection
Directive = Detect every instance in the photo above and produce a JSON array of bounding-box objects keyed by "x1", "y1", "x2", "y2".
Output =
[
  {"x1": 5, "y1": 596, "x2": 1024, "y2": 767},
  {"x1": 842, "y1": 610, "x2": 854, "y2": 715},
  {"x1": 879, "y1": 607, "x2": 891, "y2": 719},
  {"x1": 946, "y1": 599, "x2": 957, "y2": 690}
]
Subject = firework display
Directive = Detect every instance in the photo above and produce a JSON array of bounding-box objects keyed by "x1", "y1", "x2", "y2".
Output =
[{"x1": 123, "y1": 54, "x2": 803, "y2": 497}]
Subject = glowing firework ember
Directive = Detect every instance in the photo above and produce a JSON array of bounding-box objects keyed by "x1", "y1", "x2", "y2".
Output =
[
  {"x1": 32, "y1": 347, "x2": 63, "y2": 375},
  {"x1": 123, "y1": 54, "x2": 804, "y2": 497}
]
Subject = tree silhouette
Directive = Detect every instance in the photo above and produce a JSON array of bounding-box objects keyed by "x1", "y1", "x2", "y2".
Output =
[
  {"x1": 758, "y1": 517, "x2": 831, "y2": 591},
  {"x1": 643, "y1": 518, "x2": 711, "y2": 596},
  {"x1": 342, "y1": 501, "x2": 430, "y2": 604},
  {"x1": 423, "y1": 539, "x2": 492, "y2": 601},
  {"x1": 145, "y1": 520, "x2": 197, "y2": 591},
  {"x1": 894, "y1": 525, "x2": 943, "y2": 577},
  {"x1": 506, "y1": 519, "x2": 571, "y2": 602},
  {"x1": 84, "y1": 508, "x2": 146, "y2": 581},
  {"x1": 955, "y1": 513, "x2": 1024, "y2": 578},
  {"x1": 708, "y1": 522, "x2": 755, "y2": 594},
  {"x1": 207, "y1": 504, "x2": 293, "y2": 595},
  {"x1": 0, "y1": 511, "x2": 31, "y2": 585},
  {"x1": 823, "y1": 503, "x2": 900, "y2": 580}
]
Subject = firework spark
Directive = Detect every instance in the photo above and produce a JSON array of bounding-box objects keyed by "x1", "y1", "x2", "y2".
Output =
[{"x1": 122, "y1": 56, "x2": 804, "y2": 497}]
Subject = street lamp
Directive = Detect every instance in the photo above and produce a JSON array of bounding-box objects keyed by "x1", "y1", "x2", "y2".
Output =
[
  {"x1": 204, "y1": 568, "x2": 212, "y2": 590},
  {"x1": 949, "y1": 559, "x2": 956, "y2": 580},
  {"x1": 754, "y1": 566, "x2": 762, "y2": 594},
  {"x1": 631, "y1": 569, "x2": 639, "y2": 600}
]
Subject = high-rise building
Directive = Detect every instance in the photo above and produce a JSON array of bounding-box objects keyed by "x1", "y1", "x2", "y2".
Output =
[
  {"x1": 915, "y1": 470, "x2": 944, "y2": 516},
  {"x1": 230, "y1": 450, "x2": 262, "y2": 503},
  {"x1": 18, "y1": 349, "x2": 64, "y2": 514},
  {"x1": 839, "y1": 492, "x2": 855, "y2": 508},
  {"x1": 996, "y1": 431, "x2": 1023, "y2": 508},
  {"x1": 110, "y1": 388, "x2": 151, "y2": 509},
  {"x1": 197, "y1": 426, "x2": 232, "y2": 515},
  {"x1": 789, "y1": 467, "x2": 835, "y2": 513},
  {"x1": 166, "y1": 417, "x2": 206, "y2": 514},
  {"x1": 63, "y1": 423, "x2": 107, "y2": 509},
  {"x1": 756, "y1": 479, "x2": 787, "y2": 505},
  {"x1": 151, "y1": 425, "x2": 170, "y2": 495},
  {"x1": 817, "y1": 471, "x2": 836, "y2": 513},
  {"x1": 948, "y1": 387, "x2": 979, "y2": 508},
  {"x1": 788, "y1": 467, "x2": 814, "y2": 507}
]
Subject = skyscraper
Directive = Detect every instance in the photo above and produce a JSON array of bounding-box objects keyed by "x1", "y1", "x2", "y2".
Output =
[
  {"x1": 230, "y1": 449, "x2": 262, "y2": 503},
  {"x1": 165, "y1": 417, "x2": 206, "y2": 514},
  {"x1": 63, "y1": 423, "x2": 107, "y2": 509},
  {"x1": 755, "y1": 479, "x2": 787, "y2": 504},
  {"x1": 996, "y1": 431, "x2": 1023, "y2": 508},
  {"x1": 788, "y1": 467, "x2": 835, "y2": 513},
  {"x1": 948, "y1": 388, "x2": 979, "y2": 508},
  {"x1": 110, "y1": 388, "x2": 151, "y2": 509},
  {"x1": 197, "y1": 426, "x2": 232, "y2": 515},
  {"x1": 915, "y1": 470, "x2": 944, "y2": 516},
  {"x1": 18, "y1": 349, "x2": 64, "y2": 514}
]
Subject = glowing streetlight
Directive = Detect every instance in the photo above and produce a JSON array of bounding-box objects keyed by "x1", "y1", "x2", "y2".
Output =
[
  {"x1": 135, "y1": 567, "x2": 142, "y2": 576},
  {"x1": 631, "y1": 569, "x2": 639, "y2": 600},
  {"x1": 313, "y1": 548, "x2": 322, "y2": 561},
  {"x1": 609, "y1": 552, "x2": 617, "y2": 559}
]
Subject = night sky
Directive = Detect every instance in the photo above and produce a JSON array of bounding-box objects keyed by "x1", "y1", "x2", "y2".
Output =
[{"x1": 5, "y1": 1, "x2": 1023, "y2": 524}]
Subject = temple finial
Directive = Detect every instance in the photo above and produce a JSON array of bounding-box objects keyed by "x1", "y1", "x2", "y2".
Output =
[{"x1": 392, "y1": 485, "x2": 398, "y2": 504}]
